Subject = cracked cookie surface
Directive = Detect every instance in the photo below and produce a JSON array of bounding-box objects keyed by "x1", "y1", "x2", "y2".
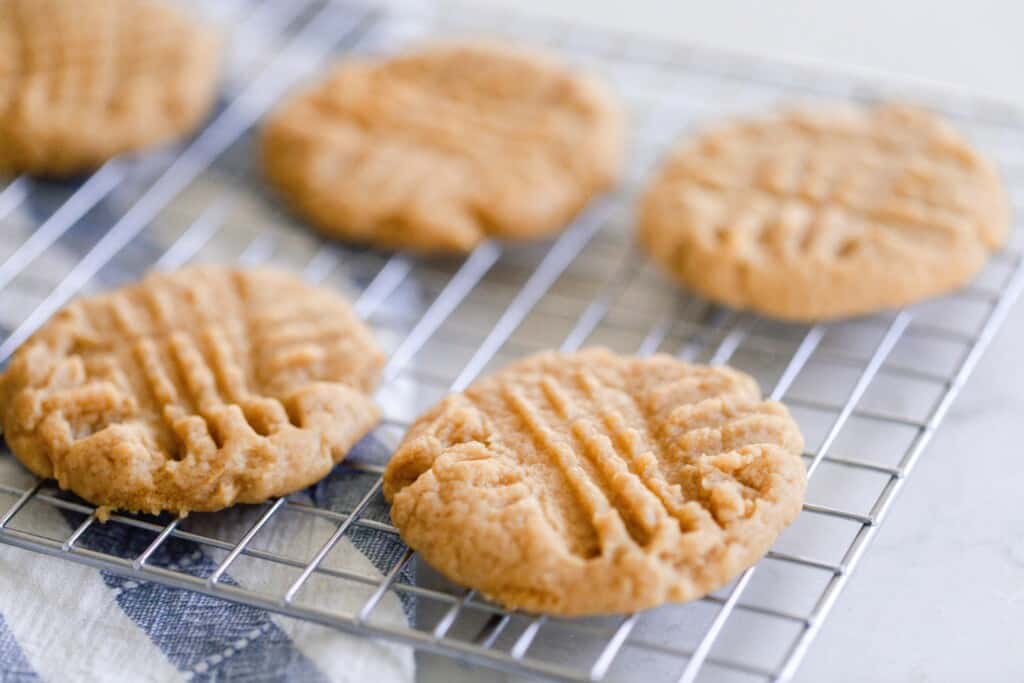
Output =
[
  {"x1": 383, "y1": 348, "x2": 805, "y2": 615},
  {"x1": 261, "y1": 40, "x2": 624, "y2": 253},
  {"x1": 638, "y1": 104, "x2": 1009, "y2": 321},
  {"x1": 0, "y1": 0, "x2": 220, "y2": 176},
  {"x1": 0, "y1": 266, "x2": 383, "y2": 516}
]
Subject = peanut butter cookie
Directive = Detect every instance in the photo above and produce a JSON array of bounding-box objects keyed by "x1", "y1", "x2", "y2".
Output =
[
  {"x1": 383, "y1": 348, "x2": 805, "y2": 615},
  {"x1": 638, "y1": 104, "x2": 1009, "y2": 321},
  {"x1": 261, "y1": 40, "x2": 624, "y2": 252},
  {"x1": 0, "y1": 266, "x2": 383, "y2": 516},
  {"x1": 0, "y1": 0, "x2": 220, "y2": 176}
]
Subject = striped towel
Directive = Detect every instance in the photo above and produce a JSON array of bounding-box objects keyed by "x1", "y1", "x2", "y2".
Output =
[{"x1": 0, "y1": 437, "x2": 414, "y2": 683}]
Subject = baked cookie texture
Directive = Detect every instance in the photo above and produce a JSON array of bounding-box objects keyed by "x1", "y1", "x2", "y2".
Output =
[
  {"x1": 0, "y1": 0, "x2": 220, "y2": 176},
  {"x1": 383, "y1": 348, "x2": 806, "y2": 615},
  {"x1": 0, "y1": 266, "x2": 383, "y2": 516},
  {"x1": 638, "y1": 104, "x2": 1010, "y2": 321},
  {"x1": 261, "y1": 40, "x2": 625, "y2": 253}
]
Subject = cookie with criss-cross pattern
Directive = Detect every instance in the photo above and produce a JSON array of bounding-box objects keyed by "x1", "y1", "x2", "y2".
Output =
[
  {"x1": 261, "y1": 40, "x2": 624, "y2": 252},
  {"x1": 0, "y1": 266, "x2": 383, "y2": 517},
  {"x1": 0, "y1": 0, "x2": 220, "y2": 176},
  {"x1": 638, "y1": 104, "x2": 1009, "y2": 321},
  {"x1": 383, "y1": 348, "x2": 805, "y2": 615}
]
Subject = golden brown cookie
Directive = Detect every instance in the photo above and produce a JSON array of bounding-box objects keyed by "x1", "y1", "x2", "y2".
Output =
[
  {"x1": 261, "y1": 40, "x2": 624, "y2": 253},
  {"x1": 383, "y1": 348, "x2": 805, "y2": 615},
  {"x1": 638, "y1": 104, "x2": 1010, "y2": 321},
  {"x1": 0, "y1": 0, "x2": 220, "y2": 176},
  {"x1": 0, "y1": 266, "x2": 383, "y2": 516}
]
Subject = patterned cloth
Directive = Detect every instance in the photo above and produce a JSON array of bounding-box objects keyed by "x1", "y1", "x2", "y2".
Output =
[{"x1": 0, "y1": 435, "x2": 414, "y2": 683}]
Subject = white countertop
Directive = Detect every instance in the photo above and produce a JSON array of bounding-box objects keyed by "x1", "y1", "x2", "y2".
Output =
[{"x1": 443, "y1": 1, "x2": 1024, "y2": 681}]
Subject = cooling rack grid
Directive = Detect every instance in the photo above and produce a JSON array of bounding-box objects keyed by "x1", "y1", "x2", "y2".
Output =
[{"x1": 1, "y1": 1, "x2": 1022, "y2": 681}]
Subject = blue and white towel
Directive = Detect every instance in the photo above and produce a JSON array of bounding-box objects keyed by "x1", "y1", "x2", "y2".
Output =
[{"x1": 0, "y1": 437, "x2": 414, "y2": 683}]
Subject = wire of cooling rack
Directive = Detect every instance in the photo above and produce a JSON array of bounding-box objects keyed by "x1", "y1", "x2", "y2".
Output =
[{"x1": 1, "y1": 1, "x2": 1023, "y2": 682}]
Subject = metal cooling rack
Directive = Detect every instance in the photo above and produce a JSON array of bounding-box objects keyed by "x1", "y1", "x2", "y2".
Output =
[{"x1": 1, "y1": 1, "x2": 1023, "y2": 681}]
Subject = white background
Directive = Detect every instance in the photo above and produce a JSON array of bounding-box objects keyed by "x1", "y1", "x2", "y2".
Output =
[{"x1": 470, "y1": 0, "x2": 1024, "y2": 104}]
